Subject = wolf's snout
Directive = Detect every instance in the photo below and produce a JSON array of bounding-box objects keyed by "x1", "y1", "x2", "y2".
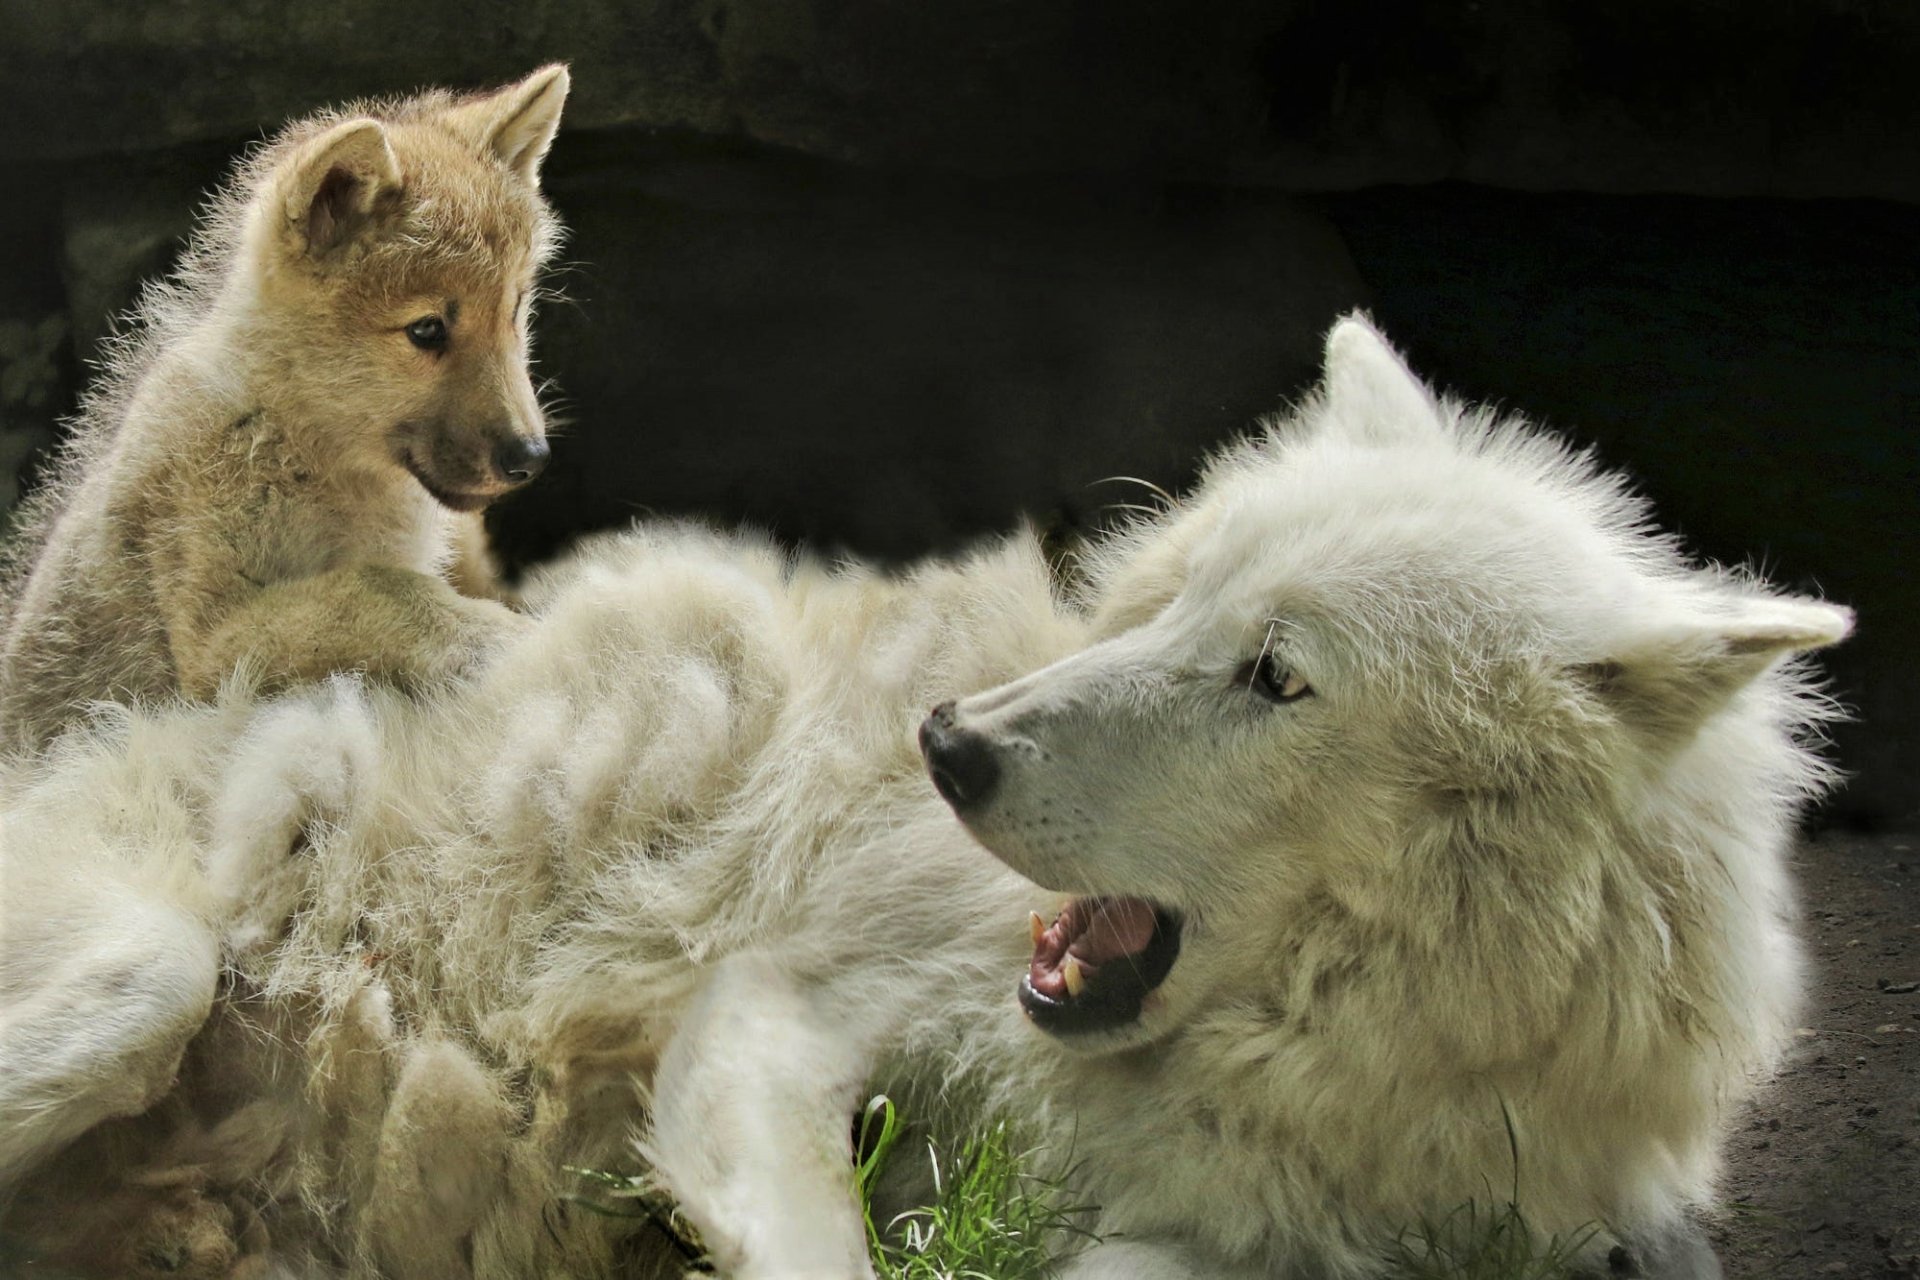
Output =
[
  {"x1": 492, "y1": 435, "x2": 550, "y2": 486},
  {"x1": 920, "y1": 701, "x2": 1001, "y2": 812}
]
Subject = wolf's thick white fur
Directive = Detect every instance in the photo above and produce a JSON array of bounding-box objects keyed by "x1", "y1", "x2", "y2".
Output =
[{"x1": 0, "y1": 317, "x2": 1847, "y2": 1278}]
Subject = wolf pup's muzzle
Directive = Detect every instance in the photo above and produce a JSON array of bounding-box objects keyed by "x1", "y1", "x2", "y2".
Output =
[{"x1": 491, "y1": 433, "x2": 550, "y2": 486}]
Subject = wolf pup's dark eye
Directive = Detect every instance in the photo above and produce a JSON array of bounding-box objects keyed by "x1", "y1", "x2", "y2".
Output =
[
  {"x1": 405, "y1": 316, "x2": 448, "y2": 351},
  {"x1": 1239, "y1": 653, "x2": 1312, "y2": 704}
]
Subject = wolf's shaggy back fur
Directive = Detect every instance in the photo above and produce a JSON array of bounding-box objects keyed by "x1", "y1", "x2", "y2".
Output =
[
  {"x1": 2, "y1": 524, "x2": 1081, "y2": 1274},
  {"x1": 0, "y1": 317, "x2": 1847, "y2": 1278}
]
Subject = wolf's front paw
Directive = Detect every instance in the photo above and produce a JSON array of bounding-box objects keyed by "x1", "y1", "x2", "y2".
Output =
[{"x1": 439, "y1": 594, "x2": 535, "y2": 675}]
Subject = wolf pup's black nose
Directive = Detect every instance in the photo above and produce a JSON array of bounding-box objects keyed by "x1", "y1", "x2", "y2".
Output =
[
  {"x1": 919, "y1": 701, "x2": 1002, "y2": 812},
  {"x1": 494, "y1": 435, "x2": 551, "y2": 485}
]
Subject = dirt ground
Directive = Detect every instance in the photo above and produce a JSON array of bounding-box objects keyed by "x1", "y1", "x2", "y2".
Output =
[{"x1": 1712, "y1": 829, "x2": 1920, "y2": 1279}]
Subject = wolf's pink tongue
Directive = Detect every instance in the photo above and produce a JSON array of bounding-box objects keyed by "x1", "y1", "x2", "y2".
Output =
[
  {"x1": 1067, "y1": 898, "x2": 1157, "y2": 965},
  {"x1": 1021, "y1": 896, "x2": 1182, "y2": 1032}
]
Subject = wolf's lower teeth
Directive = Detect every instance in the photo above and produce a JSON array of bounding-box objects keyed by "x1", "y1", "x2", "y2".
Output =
[{"x1": 1063, "y1": 955, "x2": 1087, "y2": 997}]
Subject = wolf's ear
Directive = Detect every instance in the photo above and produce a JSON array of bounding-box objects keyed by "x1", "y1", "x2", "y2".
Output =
[
  {"x1": 279, "y1": 119, "x2": 402, "y2": 257},
  {"x1": 448, "y1": 64, "x2": 571, "y2": 187},
  {"x1": 1320, "y1": 312, "x2": 1444, "y2": 446},
  {"x1": 1580, "y1": 596, "x2": 1853, "y2": 740}
]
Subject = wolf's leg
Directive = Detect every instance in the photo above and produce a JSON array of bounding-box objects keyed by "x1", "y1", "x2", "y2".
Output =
[
  {"x1": 1055, "y1": 1240, "x2": 1270, "y2": 1280},
  {"x1": 359, "y1": 1039, "x2": 511, "y2": 1279},
  {"x1": 645, "y1": 952, "x2": 877, "y2": 1280},
  {"x1": 443, "y1": 511, "x2": 521, "y2": 608},
  {"x1": 1601, "y1": 1219, "x2": 1725, "y2": 1280},
  {"x1": 0, "y1": 870, "x2": 219, "y2": 1186},
  {"x1": 173, "y1": 564, "x2": 528, "y2": 700}
]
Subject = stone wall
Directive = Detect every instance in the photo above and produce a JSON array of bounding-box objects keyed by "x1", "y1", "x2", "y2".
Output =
[
  {"x1": 8, "y1": 1, "x2": 1920, "y2": 197},
  {"x1": 2, "y1": 2, "x2": 1913, "y2": 825}
]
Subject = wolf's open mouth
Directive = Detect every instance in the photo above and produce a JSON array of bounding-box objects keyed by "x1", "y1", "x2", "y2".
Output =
[{"x1": 1019, "y1": 897, "x2": 1182, "y2": 1035}]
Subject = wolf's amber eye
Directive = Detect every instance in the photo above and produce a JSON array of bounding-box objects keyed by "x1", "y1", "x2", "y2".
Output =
[
  {"x1": 405, "y1": 316, "x2": 448, "y2": 351},
  {"x1": 1239, "y1": 654, "x2": 1312, "y2": 704}
]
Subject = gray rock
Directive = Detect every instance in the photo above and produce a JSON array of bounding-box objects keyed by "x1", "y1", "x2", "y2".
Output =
[
  {"x1": 4, "y1": 1, "x2": 1919, "y2": 199},
  {"x1": 60, "y1": 157, "x2": 209, "y2": 367}
]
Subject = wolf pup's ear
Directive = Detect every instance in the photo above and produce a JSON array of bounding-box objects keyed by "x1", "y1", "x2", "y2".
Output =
[
  {"x1": 1581, "y1": 596, "x2": 1853, "y2": 741},
  {"x1": 279, "y1": 119, "x2": 402, "y2": 258},
  {"x1": 449, "y1": 64, "x2": 571, "y2": 187},
  {"x1": 1320, "y1": 312, "x2": 1444, "y2": 446}
]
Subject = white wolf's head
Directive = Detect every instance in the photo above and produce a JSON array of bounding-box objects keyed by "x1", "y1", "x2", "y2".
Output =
[{"x1": 922, "y1": 313, "x2": 1851, "y2": 1051}]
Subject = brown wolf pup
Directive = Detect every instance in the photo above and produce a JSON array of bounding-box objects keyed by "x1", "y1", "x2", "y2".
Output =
[{"x1": 0, "y1": 65, "x2": 571, "y2": 753}]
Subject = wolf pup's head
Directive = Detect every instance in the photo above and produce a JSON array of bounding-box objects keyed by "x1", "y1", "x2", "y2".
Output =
[
  {"x1": 237, "y1": 66, "x2": 570, "y2": 512},
  {"x1": 924, "y1": 313, "x2": 1851, "y2": 1055}
]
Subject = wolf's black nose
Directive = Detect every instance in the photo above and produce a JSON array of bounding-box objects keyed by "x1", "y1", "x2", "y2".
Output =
[
  {"x1": 919, "y1": 701, "x2": 1002, "y2": 812},
  {"x1": 493, "y1": 435, "x2": 550, "y2": 485}
]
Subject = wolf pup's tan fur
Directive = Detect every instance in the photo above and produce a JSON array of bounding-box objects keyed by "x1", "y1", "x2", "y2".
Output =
[{"x1": 0, "y1": 66, "x2": 571, "y2": 752}]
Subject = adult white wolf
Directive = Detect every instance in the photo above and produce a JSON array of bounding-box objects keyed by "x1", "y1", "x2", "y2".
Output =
[{"x1": 0, "y1": 316, "x2": 1848, "y2": 1279}]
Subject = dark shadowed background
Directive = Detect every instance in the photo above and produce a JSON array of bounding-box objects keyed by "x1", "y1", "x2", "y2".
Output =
[{"x1": 0, "y1": 0, "x2": 1913, "y2": 828}]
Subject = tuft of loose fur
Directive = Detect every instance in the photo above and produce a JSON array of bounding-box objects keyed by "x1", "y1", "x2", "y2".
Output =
[
  {"x1": 0, "y1": 315, "x2": 1850, "y2": 1279},
  {"x1": 0, "y1": 65, "x2": 572, "y2": 754}
]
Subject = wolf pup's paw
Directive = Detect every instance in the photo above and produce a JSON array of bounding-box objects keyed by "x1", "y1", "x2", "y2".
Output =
[{"x1": 451, "y1": 594, "x2": 535, "y2": 657}]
